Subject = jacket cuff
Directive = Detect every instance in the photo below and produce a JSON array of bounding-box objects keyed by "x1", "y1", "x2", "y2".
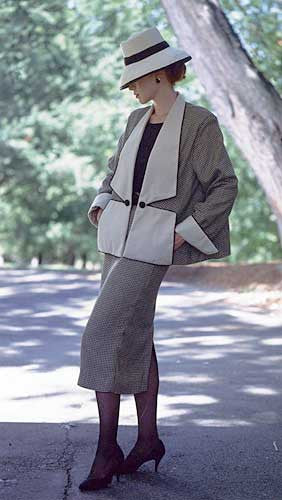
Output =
[
  {"x1": 89, "y1": 192, "x2": 112, "y2": 211},
  {"x1": 87, "y1": 207, "x2": 99, "y2": 227},
  {"x1": 175, "y1": 215, "x2": 219, "y2": 254},
  {"x1": 87, "y1": 193, "x2": 112, "y2": 227}
]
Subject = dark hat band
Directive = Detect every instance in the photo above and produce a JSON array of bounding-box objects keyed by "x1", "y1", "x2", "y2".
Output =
[{"x1": 124, "y1": 40, "x2": 169, "y2": 66}]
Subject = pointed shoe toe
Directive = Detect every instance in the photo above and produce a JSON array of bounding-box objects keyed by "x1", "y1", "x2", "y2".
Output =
[
  {"x1": 79, "y1": 472, "x2": 117, "y2": 491},
  {"x1": 78, "y1": 444, "x2": 124, "y2": 491}
]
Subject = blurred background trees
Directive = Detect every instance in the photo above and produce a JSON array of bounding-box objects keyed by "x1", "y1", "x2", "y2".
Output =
[{"x1": 0, "y1": 0, "x2": 281, "y2": 268}]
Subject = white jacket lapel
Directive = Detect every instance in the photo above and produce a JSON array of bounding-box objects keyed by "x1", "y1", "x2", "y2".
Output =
[{"x1": 110, "y1": 91, "x2": 186, "y2": 204}]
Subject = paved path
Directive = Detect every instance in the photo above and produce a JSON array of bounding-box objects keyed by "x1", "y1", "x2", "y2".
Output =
[{"x1": 0, "y1": 268, "x2": 281, "y2": 499}]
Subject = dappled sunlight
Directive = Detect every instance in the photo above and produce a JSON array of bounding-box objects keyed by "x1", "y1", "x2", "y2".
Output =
[
  {"x1": 5, "y1": 308, "x2": 33, "y2": 316},
  {"x1": 1, "y1": 325, "x2": 22, "y2": 332},
  {"x1": 146, "y1": 393, "x2": 219, "y2": 425},
  {"x1": 0, "y1": 286, "x2": 15, "y2": 297},
  {"x1": 160, "y1": 281, "x2": 186, "y2": 290},
  {"x1": 1, "y1": 269, "x2": 282, "y2": 429},
  {"x1": 22, "y1": 281, "x2": 96, "y2": 294},
  {"x1": 0, "y1": 346, "x2": 21, "y2": 356},
  {"x1": 241, "y1": 385, "x2": 279, "y2": 396},
  {"x1": 160, "y1": 374, "x2": 213, "y2": 384},
  {"x1": 186, "y1": 351, "x2": 226, "y2": 360},
  {"x1": 161, "y1": 393, "x2": 218, "y2": 405},
  {"x1": 261, "y1": 338, "x2": 282, "y2": 345},
  {"x1": 223, "y1": 307, "x2": 281, "y2": 327},
  {"x1": 0, "y1": 365, "x2": 85, "y2": 423},
  {"x1": 0, "y1": 269, "x2": 100, "y2": 284},
  {"x1": 190, "y1": 418, "x2": 254, "y2": 427},
  {"x1": 248, "y1": 355, "x2": 282, "y2": 365},
  {"x1": 11, "y1": 340, "x2": 43, "y2": 347},
  {"x1": 31, "y1": 303, "x2": 93, "y2": 318},
  {"x1": 156, "y1": 304, "x2": 188, "y2": 320},
  {"x1": 158, "y1": 334, "x2": 254, "y2": 347},
  {"x1": 157, "y1": 347, "x2": 225, "y2": 360},
  {"x1": 157, "y1": 342, "x2": 257, "y2": 360}
]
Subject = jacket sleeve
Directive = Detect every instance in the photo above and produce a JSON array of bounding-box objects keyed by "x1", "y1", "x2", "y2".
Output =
[
  {"x1": 88, "y1": 112, "x2": 133, "y2": 227},
  {"x1": 174, "y1": 115, "x2": 239, "y2": 254}
]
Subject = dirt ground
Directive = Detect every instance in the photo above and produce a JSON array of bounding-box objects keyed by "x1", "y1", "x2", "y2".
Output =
[{"x1": 166, "y1": 260, "x2": 282, "y2": 313}]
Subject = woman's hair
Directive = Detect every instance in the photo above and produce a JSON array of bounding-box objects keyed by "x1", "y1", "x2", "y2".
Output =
[{"x1": 164, "y1": 61, "x2": 186, "y2": 86}]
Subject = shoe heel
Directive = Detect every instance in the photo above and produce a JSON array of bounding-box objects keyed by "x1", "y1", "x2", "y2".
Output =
[
  {"x1": 154, "y1": 441, "x2": 166, "y2": 472},
  {"x1": 154, "y1": 454, "x2": 163, "y2": 472}
]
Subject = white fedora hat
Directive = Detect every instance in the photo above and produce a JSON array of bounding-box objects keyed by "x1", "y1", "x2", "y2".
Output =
[{"x1": 119, "y1": 26, "x2": 192, "y2": 90}]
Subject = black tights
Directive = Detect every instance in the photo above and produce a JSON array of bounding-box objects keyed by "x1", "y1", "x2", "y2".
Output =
[{"x1": 90, "y1": 344, "x2": 159, "y2": 474}]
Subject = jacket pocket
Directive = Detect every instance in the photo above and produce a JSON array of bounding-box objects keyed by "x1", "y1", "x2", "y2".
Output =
[
  {"x1": 123, "y1": 205, "x2": 176, "y2": 265},
  {"x1": 97, "y1": 199, "x2": 130, "y2": 256}
]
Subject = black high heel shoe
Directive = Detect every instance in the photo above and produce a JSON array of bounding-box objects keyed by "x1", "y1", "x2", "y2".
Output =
[
  {"x1": 79, "y1": 443, "x2": 124, "y2": 492},
  {"x1": 117, "y1": 437, "x2": 165, "y2": 474}
]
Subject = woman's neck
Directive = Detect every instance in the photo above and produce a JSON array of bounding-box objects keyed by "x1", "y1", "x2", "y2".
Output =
[{"x1": 152, "y1": 90, "x2": 179, "y2": 119}]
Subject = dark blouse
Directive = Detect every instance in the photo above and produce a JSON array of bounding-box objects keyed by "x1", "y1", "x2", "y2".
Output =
[{"x1": 132, "y1": 121, "x2": 163, "y2": 200}]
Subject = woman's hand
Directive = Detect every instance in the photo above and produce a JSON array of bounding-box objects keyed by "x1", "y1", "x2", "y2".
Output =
[
  {"x1": 174, "y1": 231, "x2": 186, "y2": 250},
  {"x1": 89, "y1": 207, "x2": 103, "y2": 225},
  {"x1": 97, "y1": 207, "x2": 103, "y2": 223}
]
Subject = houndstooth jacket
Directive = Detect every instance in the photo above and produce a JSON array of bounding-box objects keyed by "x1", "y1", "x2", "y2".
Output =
[{"x1": 88, "y1": 91, "x2": 238, "y2": 266}]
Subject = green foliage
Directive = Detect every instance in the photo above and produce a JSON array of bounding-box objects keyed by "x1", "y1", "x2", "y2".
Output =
[
  {"x1": 221, "y1": 128, "x2": 281, "y2": 263},
  {"x1": 0, "y1": 0, "x2": 281, "y2": 267},
  {"x1": 221, "y1": 0, "x2": 282, "y2": 95}
]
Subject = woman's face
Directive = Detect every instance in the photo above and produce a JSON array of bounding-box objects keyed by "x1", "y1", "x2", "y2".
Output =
[{"x1": 128, "y1": 72, "x2": 159, "y2": 103}]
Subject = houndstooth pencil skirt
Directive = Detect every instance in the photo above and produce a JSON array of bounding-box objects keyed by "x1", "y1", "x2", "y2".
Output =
[{"x1": 77, "y1": 204, "x2": 170, "y2": 394}]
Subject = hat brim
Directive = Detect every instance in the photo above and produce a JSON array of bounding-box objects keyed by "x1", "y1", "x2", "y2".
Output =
[{"x1": 120, "y1": 51, "x2": 192, "y2": 90}]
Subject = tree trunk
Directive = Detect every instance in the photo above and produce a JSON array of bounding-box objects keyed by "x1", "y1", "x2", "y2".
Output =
[
  {"x1": 68, "y1": 253, "x2": 75, "y2": 266},
  {"x1": 162, "y1": 0, "x2": 282, "y2": 244},
  {"x1": 81, "y1": 253, "x2": 87, "y2": 269}
]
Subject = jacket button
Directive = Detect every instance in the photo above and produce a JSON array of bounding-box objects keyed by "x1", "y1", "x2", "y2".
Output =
[
  {"x1": 124, "y1": 199, "x2": 130, "y2": 206},
  {"x1": 139, "y1": 201, "x2": 145, "y2": 208}
]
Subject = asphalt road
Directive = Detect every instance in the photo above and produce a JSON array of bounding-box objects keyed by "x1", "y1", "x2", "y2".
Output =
[{"x1": 0, "y1": 267, "x2": 282, "y2": 500}]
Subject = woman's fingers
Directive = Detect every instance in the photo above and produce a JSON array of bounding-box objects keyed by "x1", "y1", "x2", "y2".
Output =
[
  {"x1": 174, "y1": 232, "x2": 186, "y2": 250},
  {"x1": 97, "y1": 207, "x2": 103, "y2": 223}
]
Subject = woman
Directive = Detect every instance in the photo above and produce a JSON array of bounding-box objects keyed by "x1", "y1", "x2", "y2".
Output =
[{"x1": 77, "y1": 26, "x2": 238, "y2": 491}]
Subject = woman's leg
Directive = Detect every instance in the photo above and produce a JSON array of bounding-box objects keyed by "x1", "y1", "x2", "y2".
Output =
[
  {"x1": 88, "y1": 391, "x2": 121, "y2": 477},
  {"x1": 133, "y1": 343, "x2": 160, "y2": 450}
]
